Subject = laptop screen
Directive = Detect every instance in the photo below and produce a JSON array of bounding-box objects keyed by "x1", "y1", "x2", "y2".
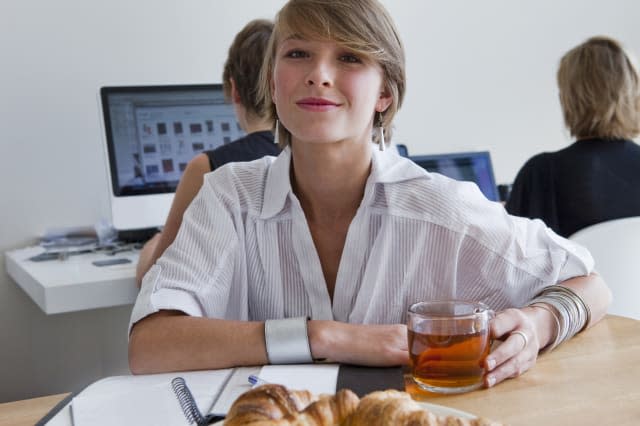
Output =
[
  {"x1": 410, "y1": 151, "x2": 499, "y2": 202},
  {"x1": 101, "y1": 84, "x2": 244, "y2": 197}
]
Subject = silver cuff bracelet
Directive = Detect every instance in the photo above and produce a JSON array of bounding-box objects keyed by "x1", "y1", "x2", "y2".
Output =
[{"x1": 264, "y1": 317, "x2": 313, "y2": 364}]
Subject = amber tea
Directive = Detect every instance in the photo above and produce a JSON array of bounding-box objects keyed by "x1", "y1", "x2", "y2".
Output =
[
  {"x1": 407, "y1": 300, "x2": 493, "y2": 394},
  {"x1": 408, "y1": 328, "x2": 490, "y2": 391}
]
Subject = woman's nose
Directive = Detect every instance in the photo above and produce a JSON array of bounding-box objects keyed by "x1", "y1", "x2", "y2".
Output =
[{"x1": 305, "y1": 60, "x2": 333, "y2": 87}]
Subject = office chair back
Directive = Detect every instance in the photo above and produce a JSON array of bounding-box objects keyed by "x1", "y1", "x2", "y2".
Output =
[{"x1": 570, "y1": 217, "x2": 640, "y2": 320}]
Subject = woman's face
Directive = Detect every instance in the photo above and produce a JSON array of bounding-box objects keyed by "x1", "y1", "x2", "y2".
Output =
[{"x1": 271, "y1": 36, "x2": 392, "y2": 146}]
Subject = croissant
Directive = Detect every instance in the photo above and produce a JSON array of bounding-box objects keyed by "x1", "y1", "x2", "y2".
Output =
[
  {"x1": 345, "y1": 390, "x2": 502, "y2": 426},
  {"x1": 288, "y1": 390, "x2": 360, "y2": 426},
  {"x1": 224, "y1": 384, "x2": 360, "y2": 426},
  {"x1": 225, "y1": 385, "x2": 502, "y2": 426}
]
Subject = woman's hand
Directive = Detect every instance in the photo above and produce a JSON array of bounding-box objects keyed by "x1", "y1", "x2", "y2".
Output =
[
  {"x1": 484, "y1": 308, "x2": 543, "y2": 388},
  {"x1": 308, "y1": 320, "x2": 408, "y2": 366}
]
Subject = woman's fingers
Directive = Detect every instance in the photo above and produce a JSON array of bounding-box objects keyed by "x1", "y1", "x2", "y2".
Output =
[
  {"x1": 510, "y1": 330, "x2": 529, "y2": 351},
  {"x1": 486, "y1": 329, "x2": 531, "y2": 368},
  {"x1": 485, "y1": 308, "x2": 539, "y2": 387},
  {"x1": 485, "y1": 345, "x2": 537, "y2": 387}
]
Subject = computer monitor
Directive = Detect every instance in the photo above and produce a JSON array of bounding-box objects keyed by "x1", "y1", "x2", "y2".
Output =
[
  {"x1": 410, "y1": 151, "x2": 499, "y2": 201},
  {"x1": 100, "y1": 84, "x2": 244, "y2": 231}
]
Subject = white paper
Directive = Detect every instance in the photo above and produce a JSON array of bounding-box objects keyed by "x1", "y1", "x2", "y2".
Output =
[
  {"x1": 71, "y1": 370, "x2": 231, "y2": 426},
  {"x1": 209, "y1": 366, "x2": 259, "y2": 415},
  {"x1": 72, "y1": 382, "x2": 186, "y2": 426},
  {"x1": 257, "y1": 364, "x2": 339, "y2": 395}
]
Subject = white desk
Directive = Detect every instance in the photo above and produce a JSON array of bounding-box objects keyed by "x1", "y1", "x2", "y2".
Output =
[{"x1": 5, "y1": 246, "x2": 139, "y2": 314}]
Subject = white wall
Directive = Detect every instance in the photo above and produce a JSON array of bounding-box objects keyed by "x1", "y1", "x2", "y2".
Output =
[
  {"x1": 388, "y1": 1, "x2": 640, "y2": 182},
  {"x1": 1, "y1": 0, "x2": 639, "y2": 402}
]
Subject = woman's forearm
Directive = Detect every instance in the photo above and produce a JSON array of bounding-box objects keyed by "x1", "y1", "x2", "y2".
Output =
[
  {"x1": 308, "y1": 320, "x2": 408, "y2": 366},
  {"x1": 129, "y1": 314, "x2": 409, "y2": 374},
  {"x1": 522, "y1": 272, "x2": 611, "y2": 352},
  {"x1": 558, "y1": 272, "x2": 611, "y2": 329},
  {"x1": 128, "y1": 311, "x2": 268, "y2": 374}
]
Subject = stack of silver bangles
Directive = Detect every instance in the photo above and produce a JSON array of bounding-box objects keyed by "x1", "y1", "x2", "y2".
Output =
[{"x1": 527, "y1": 285, "x2": 591, "y2": 352}]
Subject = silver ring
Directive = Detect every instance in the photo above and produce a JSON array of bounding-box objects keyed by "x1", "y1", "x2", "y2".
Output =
[{"x1": 511, "y1": 330, "x2": 529, "y2": 350}]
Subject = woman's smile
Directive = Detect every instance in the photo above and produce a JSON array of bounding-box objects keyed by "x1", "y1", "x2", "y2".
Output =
[{"x1": 296, "y1": 97, "x2": 342, "y2": 112}]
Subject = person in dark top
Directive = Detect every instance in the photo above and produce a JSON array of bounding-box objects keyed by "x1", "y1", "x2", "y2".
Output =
[
  {"x1": 206, "y1": 130, "x2": 277, "y2": 170},
  {"x1": 136, "y1": 19, "x2": 279, "y2": 285},
  {"x1": 507, "y1": 36, "x2": 640, "y2": 238}
]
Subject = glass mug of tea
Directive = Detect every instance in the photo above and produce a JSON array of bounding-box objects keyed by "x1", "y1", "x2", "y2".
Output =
[{"x1": 407, "y1": 300, "x2": 494, "y2": 394}]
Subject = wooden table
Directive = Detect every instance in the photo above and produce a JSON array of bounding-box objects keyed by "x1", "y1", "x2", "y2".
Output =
[
  {"x1": 1, "y1": 315, "x2": 638, "y2": 425},
  {"x1": 0, "y1": 393, "x2": 69, "y2": 426},
  {"x1": 408, "y1": 314, "x2": 640, "y2": 425}
]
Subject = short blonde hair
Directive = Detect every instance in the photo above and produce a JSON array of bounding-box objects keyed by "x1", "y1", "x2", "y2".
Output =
[
  {"x1": 258, "y1": 0, "x2": 406, "y2": 148},
  {"x1": 558, "y1": 36, "x2": 640, "y2": 140}
]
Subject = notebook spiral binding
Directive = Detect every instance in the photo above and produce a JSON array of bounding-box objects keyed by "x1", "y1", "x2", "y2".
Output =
[{"x1": 171, "y1": 377, "x2": 224, "y2": 425}]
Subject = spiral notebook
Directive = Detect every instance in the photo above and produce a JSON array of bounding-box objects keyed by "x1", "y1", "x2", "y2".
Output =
[{"x1": 69, "y1": 370, "x2": 234, "y2": 426}]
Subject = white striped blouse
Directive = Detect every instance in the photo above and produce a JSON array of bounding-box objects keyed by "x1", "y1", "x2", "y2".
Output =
[{"x1": 130, "y1": 147, "x2": 593, "y2": 331}]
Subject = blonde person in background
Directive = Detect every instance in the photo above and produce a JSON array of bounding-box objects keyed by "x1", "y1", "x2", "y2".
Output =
[
  {"x1": 135, "y1": 19, "x2": 279, "y2": 285},
  {"x1": 507, "y1": 36, "x2": 640, "y2": 238},
  {"x1": 129, "y1": 0, "x2": 610, "y2": 390}
]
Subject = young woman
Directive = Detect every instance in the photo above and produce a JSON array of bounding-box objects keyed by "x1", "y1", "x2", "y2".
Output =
[
  {"x1": 129, "y1": 0, "x2": 610, "y2": 389},
  {"x1": 506, "y1": 36, "x2": 640, "y2": 238}
]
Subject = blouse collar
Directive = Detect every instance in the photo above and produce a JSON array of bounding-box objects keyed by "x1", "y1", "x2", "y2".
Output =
[{"x1": 260, "y1": 145, "x2": 429, "y2": 219}]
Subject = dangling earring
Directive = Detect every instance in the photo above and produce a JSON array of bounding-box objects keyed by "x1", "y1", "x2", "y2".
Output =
[
  {"x1": 378, "y1": 112, "x2": 386, "y2": 152},
  {"x1": 274, "y1": 119, "x2": 280, "y2": 146}
]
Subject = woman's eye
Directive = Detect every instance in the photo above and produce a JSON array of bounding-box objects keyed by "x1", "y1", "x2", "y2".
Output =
[
  {"x1": 340, "y1": 53, "x2": 361, "y2": 63},
  {"x1": 285, "y1": 50, "x2": 308, "y2": 59}
]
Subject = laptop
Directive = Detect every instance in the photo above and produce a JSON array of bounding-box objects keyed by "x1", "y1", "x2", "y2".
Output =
[
  {"x1": 410, "y1": 151, "x2": 500, "y2": 202},
  {"x1": 99, "y1": 84, "x2": 243, "y2": 233}
]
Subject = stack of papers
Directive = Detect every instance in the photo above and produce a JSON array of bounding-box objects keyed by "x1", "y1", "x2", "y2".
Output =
[{"x1": 257, "y1": 364, "x2": 339, "y2": 395}]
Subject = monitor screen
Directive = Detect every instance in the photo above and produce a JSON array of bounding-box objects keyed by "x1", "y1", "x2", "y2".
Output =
[
  {"x1": 100, "y1": 84, "x2": 244, "y2": 230},
  {"x1": 410, "y1": 151, "x2": 499, "y2": 202}
]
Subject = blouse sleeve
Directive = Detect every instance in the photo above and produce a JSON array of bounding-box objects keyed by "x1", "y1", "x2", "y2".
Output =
[
  {"x1": 448, "y1": 178, "x2": 593, "y2": 308},
  {"x1": 129, "y1": 173, "x2": 245, "y2": 334}
]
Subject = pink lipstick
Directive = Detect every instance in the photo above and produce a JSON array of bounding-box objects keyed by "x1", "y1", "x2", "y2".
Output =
[{"x1": 296, "y1": 97, "x2": 340, "y2": 111}]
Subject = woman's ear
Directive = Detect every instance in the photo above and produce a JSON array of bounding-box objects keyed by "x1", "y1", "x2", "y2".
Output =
[
  {"x1": 376, "y1": 86, "x2": 393, "y2": 113},
  {"x1": 230, "y1": 78, "x2": 242, "y2": 104}
]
